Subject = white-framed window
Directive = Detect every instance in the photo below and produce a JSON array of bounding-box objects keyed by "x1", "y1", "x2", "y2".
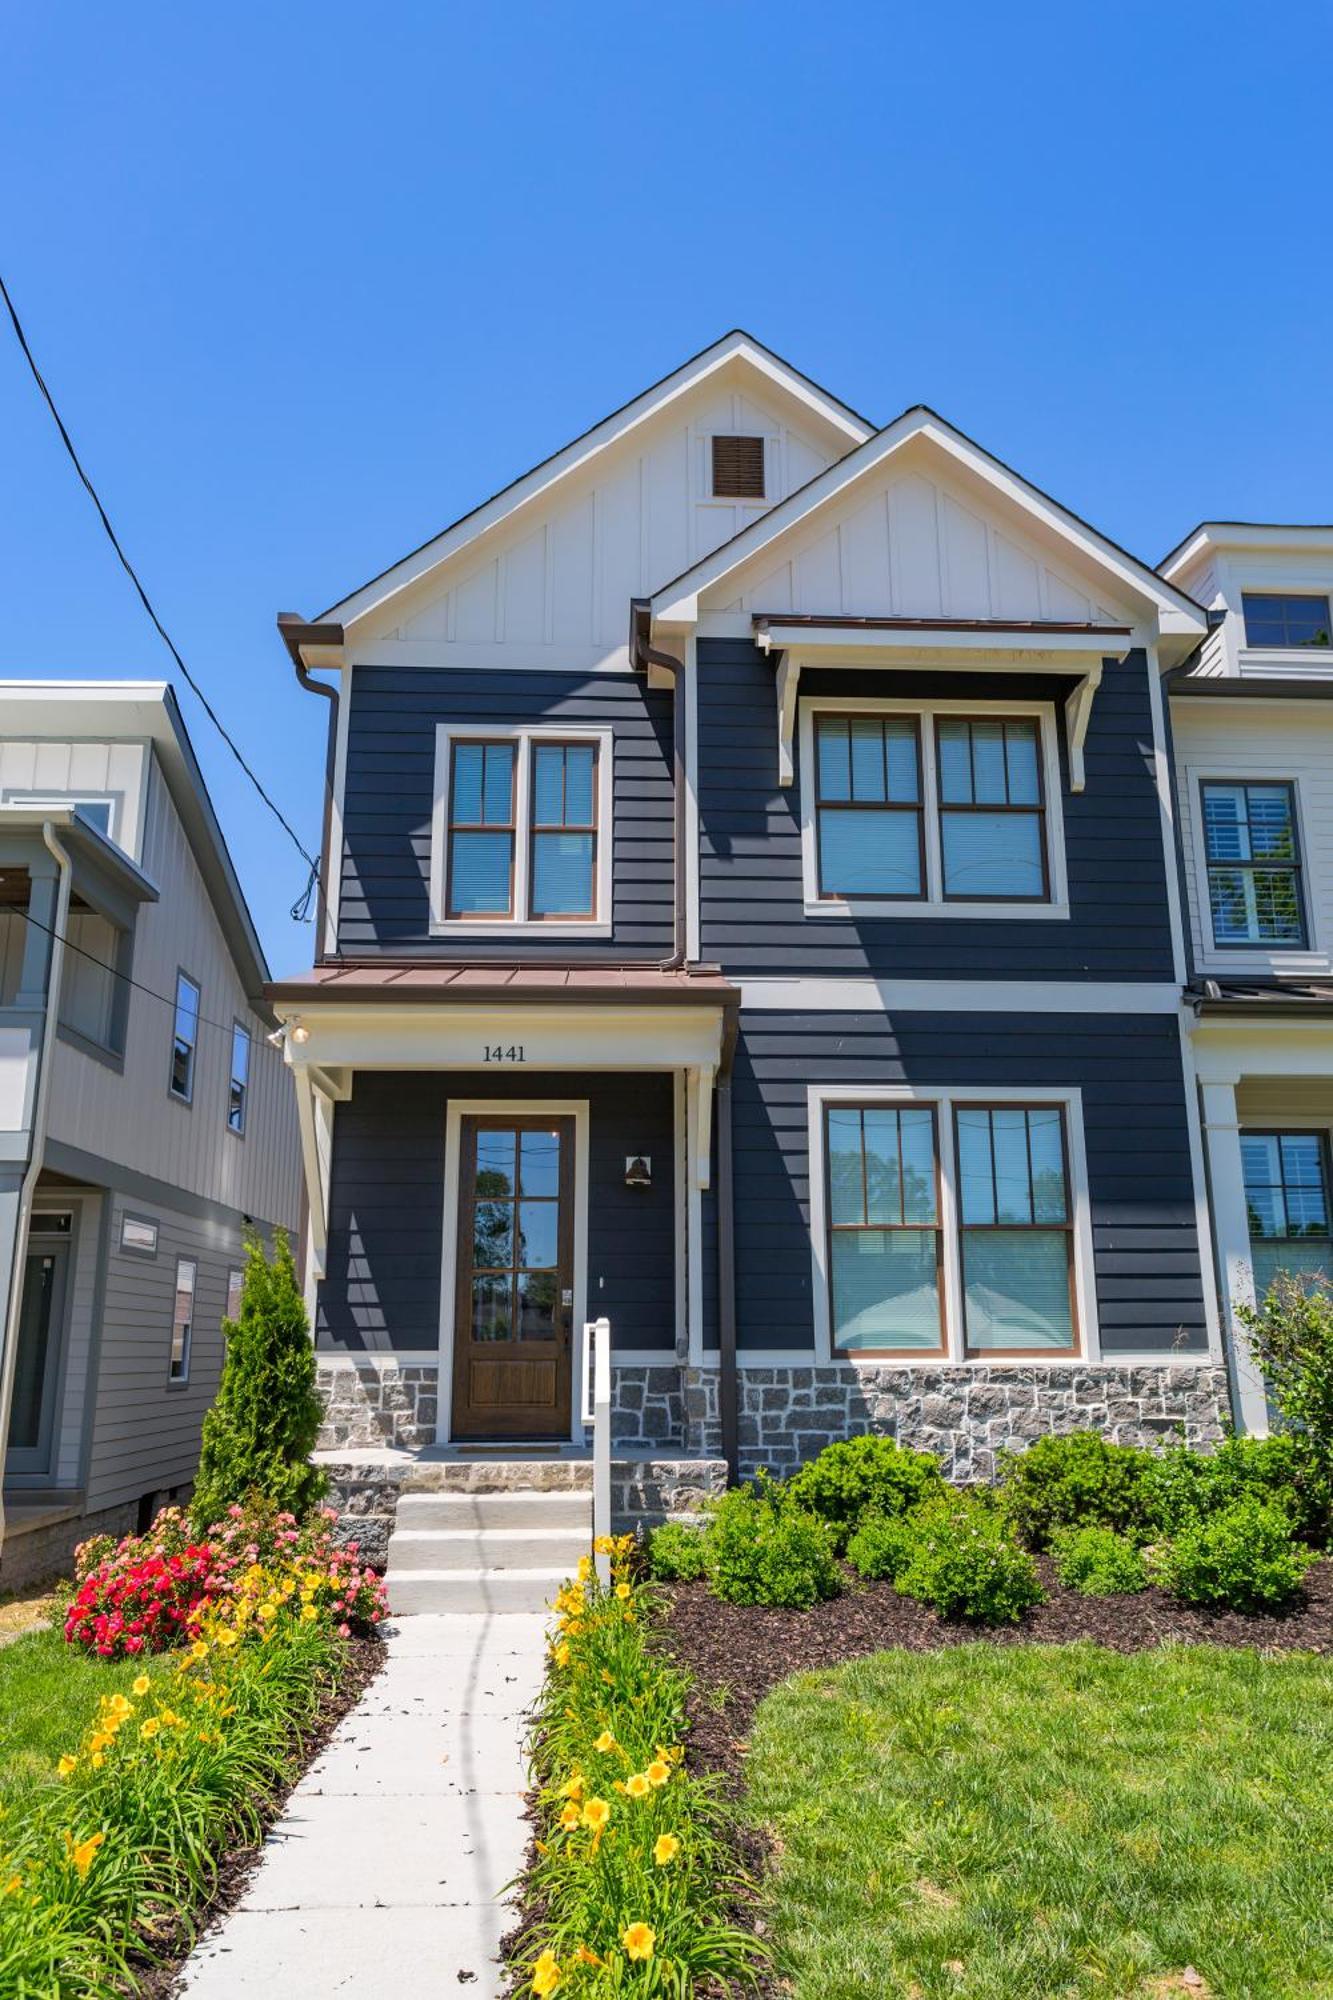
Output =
[
  {"x1": 120, "y1": 1214, "x2": 158, "y2": 1257},
  {"x1": 808, "y1": 1084, "x2": 1098, "y2": 1363},
  {"x1": 227, "y1": 1022, "x2": 250, "y2": 1135},
  {"x1": 798, "y1": 698, "x2": 1069, "y2": 918},
  {"x1": 429, "y1": 725, "x2": 613, "y2": 936},
  {"x1": 1200, "y1": 779, "x2": 1305, "y2": 948},
  {"x1": 3, "y1": 793, "x2": 118, "y2": 842},
  {"x1": 169, "y1": 1257, "x2": 196, "y2": 1382}
]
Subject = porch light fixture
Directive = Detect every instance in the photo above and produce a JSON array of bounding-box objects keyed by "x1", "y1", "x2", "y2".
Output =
[
  {"x1": 290, "y1": 1020, "x2": 311, "y2": 1044},
  {"x1": 624, "y1": 1155, "x2": 652, "y2": 1188}
]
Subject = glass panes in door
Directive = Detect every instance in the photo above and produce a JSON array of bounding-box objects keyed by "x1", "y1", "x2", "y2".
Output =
[{"x1": 469, "y1": 1126, "x2": 563, "y2": 1343}]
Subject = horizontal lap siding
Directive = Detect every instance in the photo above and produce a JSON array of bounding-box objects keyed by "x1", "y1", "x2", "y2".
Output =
[
  {"x1": 696, "y1": 642, "x2": 1175, "y2": 978},
  {"x1": 722, "y1": 1010, "x2": 1206, "y2": 1357},
  {"x1": 317, "y1": 1070, "x2": 676, "y2": 1355},
  {"x1": 87, "y1": 1196, "x2": 255, "y2": 1512},
  {"x1": 340, "y1": 666, "x2": 674, "y2": 957}
]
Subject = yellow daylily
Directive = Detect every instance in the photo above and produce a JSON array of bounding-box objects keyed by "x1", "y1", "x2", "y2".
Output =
[
  {"x1": 653, "y1": 1833, "x2": 681, "y2": 1866},
  {"x1": 530, "y1": 1947, "x2": 561, "y2": 1995},
  {"x1": 645, "y1": 1758, "x2": 671, "y2": 1787},
  {"x1": 56, "y1": 1755, "x2": 77, "y2": 1780},
  {"x1": 64, "y1": 1830, "x2": 105, "y2": 1881},
  {"x1": 132, "y1": 1674, "x2": 151, "y2": 1698},
  {"x1": 623, "y1": 1921, "x2": 655, "y2": 1962},
  {"x1": 593, "y1": 1730, "x2": 616, "y2": 1754},
  {"x1": 558, "y1": 1802, "x2": 581, "y2": 1830},
  {"x1": 625, "y1": 1771, "x2": 650, "y2": 1800},
  {"x1": 581, "y1": 1796, "x2": 611, "y2": 1833}
]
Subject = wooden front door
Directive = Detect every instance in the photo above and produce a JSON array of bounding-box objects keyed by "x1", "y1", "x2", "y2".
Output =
[{"x1": 451, "y1": 1115, "x2": 575, "y2": 1439}]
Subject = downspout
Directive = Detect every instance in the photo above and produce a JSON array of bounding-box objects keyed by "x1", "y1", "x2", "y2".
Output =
[
  {"x1": 0, "y1": 823, "x2": 73, "y2": 1551},
  {"x1": 715, "y1": 1002, "x2": 740, "y2": 1482},
  {"x1": 277, "y1": 614, "x2": 344, "y2": 965},
  {"x1": 630, "y1": 601, "x2": 687, "y2": 969}
]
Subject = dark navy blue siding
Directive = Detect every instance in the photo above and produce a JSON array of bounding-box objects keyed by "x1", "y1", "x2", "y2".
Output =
[
  {"x1": 339, "y1": 666, "x2": 674, "y2": 958},
  {"x1": 316, "y1": 1069, "x2": 676, "y2": 1354},
  {"x1": 714, "y1": 1009, "x2": 1207, "y2": 1357},
  {"x1": 696, "y1": 641, "x2": 1176, "y2": 979}
]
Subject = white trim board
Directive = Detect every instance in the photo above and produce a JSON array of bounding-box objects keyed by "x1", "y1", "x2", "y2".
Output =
[
  {"x1": 438, "y1": 1098, "x2": 590, "y2": 1447},
  {"x1": 806, "y1": 1082, "x2": 1101, "y2": 1367},
  {"x1": 797, "y1": 694, "x2": 1069, "y2": 920},
  {"x1": 739, "y1": 977, "x2": 1183, "y2": 1014}
]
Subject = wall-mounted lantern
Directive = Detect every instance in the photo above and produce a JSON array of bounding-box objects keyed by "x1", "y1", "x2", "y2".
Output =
[{"x1": 624, "y1": 1155, "x2": 652, "y2": 1189}]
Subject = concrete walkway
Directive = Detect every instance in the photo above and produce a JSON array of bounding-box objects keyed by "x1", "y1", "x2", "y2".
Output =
[{"x1": 177, "y1": 1611, "x2": 547, "y2": 1996}]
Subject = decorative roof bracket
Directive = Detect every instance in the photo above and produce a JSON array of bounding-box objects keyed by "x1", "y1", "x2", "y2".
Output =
[{"x1": 1065, "y1": 663, "x2": 1103, "y2": 793}]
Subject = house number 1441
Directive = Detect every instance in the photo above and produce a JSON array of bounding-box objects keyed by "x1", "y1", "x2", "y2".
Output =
[{"x1": 483, "y1": 1044, "x2": 526, "y2": 1063}]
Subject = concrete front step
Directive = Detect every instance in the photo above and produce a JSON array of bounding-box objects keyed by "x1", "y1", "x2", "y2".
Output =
[
  {"x1": 386, "y1": 1568, "x2": 567, "y2": 1615},
  {"x1": 387, "y1": 1526, "x2": 589, "y2": 1574},
  {"x1": 394, "y1": 1490, "x2": 591, "y2": 1533}
]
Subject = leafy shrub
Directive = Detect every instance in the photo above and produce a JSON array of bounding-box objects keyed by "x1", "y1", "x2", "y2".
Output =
[
  {"x1": 896, "y1": 1495, "x2": 1044, "y2": 1624},
  {"x1": 1142, "y1": 1433, "x2": 1328, "y2": 1545},
  {"x1": 1148, "y1": 1498, "x2": 1318, "y2": 1615},
  {"x1": 519, "y1": 1538, "x2": 764, "y2": 1994},
  {"x1": 786, "y1": 1435, "x2": 945, "y2": 1551},
  {"x1": 705, "y1": 1482, "x2": 841, "y2": 1609},
  {"x1": 1050, "y1": 1525, "x2": 1148, "y2": 1596},
  {"x1": 647, "y1": 1521, "x2": 709, "y2": 1583},
  {"x1": 192, "y1": 1229, "x2": 327, "y2": 1527},
  {"x1": 997, "y1": 1431, "x2": 1152, "y2": 1548},
  {"x1": 845, "y1": 1511, "x2": 920, "y2": 1582},
  {"x1": 1238, "y1": 1275, "x2": 1333, "y2": 1523},
  {"x1": 65, "y1": 1500, "x2": 385, "y2": 1659}
]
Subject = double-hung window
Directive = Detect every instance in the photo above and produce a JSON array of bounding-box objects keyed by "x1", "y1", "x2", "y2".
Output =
[
  {"x1": 803, "y1": 702, "x2": 1063, "y2": 915},
  {"x1": 228, "y1": 1023, "x2": 250, "y2": 1134},
  {"x1": 816, "y1": 1090, "x2": 1084, "y2": 1360},
  {"x1": 1241, "y1": 1132, "x2": 1333, "y2": 1297},
  {"x1": 169, "y1": 1257, "x2": 196, "y2": 1382},
  {"x1": 169, "y1": 972, "x2": 200, "y2": 1103},
  {"x1": 1201, "y1": 781, "x2": 1304, "y2": 947},
  {"x1": 433, "y1": 727, "x2": 611, "y2": 932}
]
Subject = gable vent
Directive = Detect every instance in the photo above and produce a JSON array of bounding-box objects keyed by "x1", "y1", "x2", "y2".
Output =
[{"x1": 711, "y1": 434, "x2": 765, "y2": 500}]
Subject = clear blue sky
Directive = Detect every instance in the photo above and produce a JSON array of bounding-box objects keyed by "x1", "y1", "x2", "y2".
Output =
[{"x1": 3, "y1": 1, "x2": 1331, "y2": 975}]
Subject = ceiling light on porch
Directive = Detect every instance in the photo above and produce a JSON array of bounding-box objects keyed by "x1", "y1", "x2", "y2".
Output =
[{"x1": 624, "y1": 1155, "x2": 652, "y2": 1189}]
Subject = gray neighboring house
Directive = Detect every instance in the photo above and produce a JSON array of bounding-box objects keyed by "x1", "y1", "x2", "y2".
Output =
[{"x1": 0, "y1": 681, "x2": 302, "y2": 1588}]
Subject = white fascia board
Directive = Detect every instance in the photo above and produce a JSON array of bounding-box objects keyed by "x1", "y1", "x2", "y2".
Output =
[
  {"x1": 1189, "y1": 1014, "x2": 1333, "y2": 1082},
  {"x1": 325, "y1": 335, "x2": 873, "y2": 633},
  {"x1": 1162, "y1": 523, "x2": 1333, "y2": 580},
  {"x1": 756, "y1": 623, "x2": 1127, "y2": 662},
  {"x1": 650, "y1": 410, "x2": 1207, "y2": 637},
  {"x1": 278, "y1": 1003, "x2": 728, "y2": 1073}
]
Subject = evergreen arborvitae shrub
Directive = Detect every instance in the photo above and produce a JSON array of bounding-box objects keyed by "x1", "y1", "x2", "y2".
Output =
[{"x1": 191, "y1": 1229, "x2": 327, "y2": 1527}]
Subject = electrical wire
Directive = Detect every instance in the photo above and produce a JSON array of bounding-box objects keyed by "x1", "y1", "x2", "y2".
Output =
[
  {"x1": 0, "y1": 268, "x2": 318, "y2": 874},
  {"x1": 6, "y1": 899, "x2": 286, "y2": 1049}
]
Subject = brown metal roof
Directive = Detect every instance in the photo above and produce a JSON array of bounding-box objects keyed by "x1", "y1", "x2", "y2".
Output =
[
  {"x1": 1189, "y1": 978, "x2": 1333, "y2": 1014},
  {"x1": 266, "y1": 963, "x2": 739, "y2": 1007}
]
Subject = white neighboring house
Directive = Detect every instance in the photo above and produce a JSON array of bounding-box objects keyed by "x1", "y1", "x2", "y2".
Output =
[
  {"x1": 0, "y1": 682, "x2": 303, "y2": 1587},
  {"x1": 1163, "y1": 528, "x2": 1333, "y2": 1432}
]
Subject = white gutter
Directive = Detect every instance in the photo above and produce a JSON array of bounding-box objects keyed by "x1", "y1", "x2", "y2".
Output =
[{"x1": 0, "y1": 822, "x2": 73, "y2": 1552}]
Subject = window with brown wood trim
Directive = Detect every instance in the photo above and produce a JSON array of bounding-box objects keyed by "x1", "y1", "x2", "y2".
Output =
[
  {"x1": 954, "y1": 1103, "x2": 1077, "y2": 1354},
  {"x1": 711, "y1": 433, "x2": 765, "y2": 499},
  {"x1": 936, "y1": 717, "x2": 1049, "y2": 901},
  {"x1": 446, "y1": 738, "x2": 516, "y2": 919},
  {"x1": 825, "y1": 1103, "x2": 945, "y2": 1355},
  {"x1": 814, "y1": 712, "x2": 926, "y2": 899},
  {"x1": 529, "y1": 740, "x2": 598, "y2": 919}
]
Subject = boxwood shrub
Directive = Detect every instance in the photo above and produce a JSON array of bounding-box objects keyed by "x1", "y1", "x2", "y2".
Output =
[
  {"x1": 845, "y1": 1511, "x2": 920, "y2": 1583},
  {"x1": 646, "y1": 1520, "x2": 709, "y2": 1583},
  {"x1": 1148, "y1": 1498, "x2": 1318, "y2": 1615},
  {"x1": 785, "y1": 1435, "x2": 946, "y2": 1551},
  {"x1": 895, "y1": 1495, "x2": 1044, "y2": 1624},
  {"x1": 997, "y1": 1431, "x2": 1153, "y2": 1548},
  {"x1": 1142, "y1": 1433, "x2": 1329, "y2": 1546},
  {"x1": 1050, "y1": 1524, "x2": 1149, "y2": 1596},
  {"x1": 704, "y1": 1483, "x2": 841, "y2": 1609}
]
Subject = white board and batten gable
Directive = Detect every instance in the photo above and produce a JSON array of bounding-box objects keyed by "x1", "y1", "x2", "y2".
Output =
[{"x1": 319, "y1": 332, "x2": 873, "y2": 676}]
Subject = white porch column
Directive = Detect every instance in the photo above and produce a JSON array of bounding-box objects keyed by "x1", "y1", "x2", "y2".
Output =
[{"x1": 1199, "y1": 1078, "x2": 1269, "y2": 1437}]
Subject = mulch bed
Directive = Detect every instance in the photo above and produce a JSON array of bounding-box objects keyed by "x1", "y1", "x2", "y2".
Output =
[
  {"x1": 125, "y1": 1632, "x2": 386, "y2": 1999},
  {"x1": 658, "y1": 1557, "x2": 1333, "y2": 1788}
]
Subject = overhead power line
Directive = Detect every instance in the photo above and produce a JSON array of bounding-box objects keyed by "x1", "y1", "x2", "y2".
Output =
[{"x1": 0, "y1": 269, "x2": 318, "y2": 879}]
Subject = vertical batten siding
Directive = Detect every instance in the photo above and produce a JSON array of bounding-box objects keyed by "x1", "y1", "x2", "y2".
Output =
[
  {"x1": 695, "y1": 641, "x2": 1176, "y2": 978},
  {"x1": 338, "y1": 666, "x2": 675, "y2": 958},
  {"x1": 316, "y1": 1070, "x2": 676, "y2": 1356},
  {"x1": 43, "y1": 757, "x2": 300, "y2": 1229},
  {"x1": 85, "y1": 1194, "x2": 250, "y2": 1512},
  {"x1": 0, "y1": 740, "x2": 149, "y2": 858},
  {"x1": 720, "y1": 1009, "x2": 1207, "y2": 1358}
]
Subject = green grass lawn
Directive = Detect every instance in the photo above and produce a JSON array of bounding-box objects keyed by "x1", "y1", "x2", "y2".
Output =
[
  {"x1": 746, "y1": 1642, "x2": 1333, "y2": 2000},
  {"x1": 0, "y1": 1626, "x2": 141, "y2": 1805}
]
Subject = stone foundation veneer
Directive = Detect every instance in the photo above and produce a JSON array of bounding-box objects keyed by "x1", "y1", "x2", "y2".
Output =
[
  {"x1": 314, "y1": 1354, "x2": 1233, "y2": 1515},
  {"x1": 681, "y1": 1360, "x2": 1232, "y2": 1481}
]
